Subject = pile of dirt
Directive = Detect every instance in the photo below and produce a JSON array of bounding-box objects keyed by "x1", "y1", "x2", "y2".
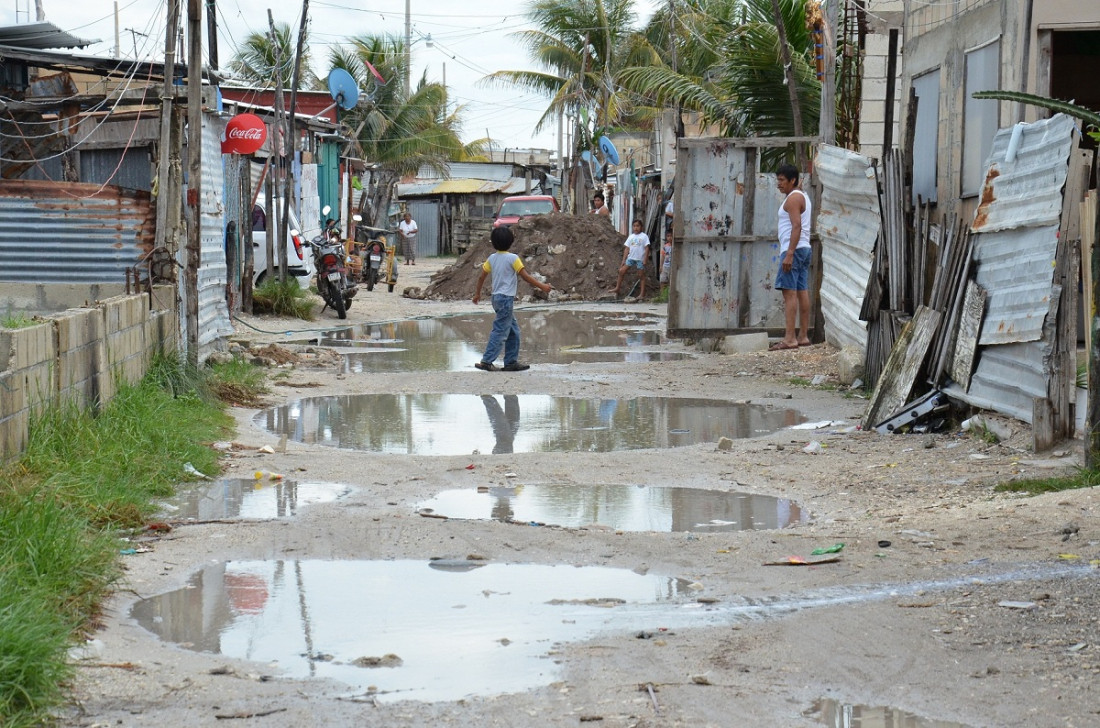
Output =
[{"x1": 420, "y1": 213, "x2": 656, "y2": 301}]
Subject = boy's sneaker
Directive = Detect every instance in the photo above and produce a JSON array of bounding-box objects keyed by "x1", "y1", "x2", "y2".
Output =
[
  {"x1": 501, "y1": 362, "x2": 530, "y2": 372},
  {"x1": 474, "y1": 361, "x2": 497, "y2": 371}
]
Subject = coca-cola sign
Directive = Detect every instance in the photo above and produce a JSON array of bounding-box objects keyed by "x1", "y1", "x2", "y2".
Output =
[{"x1": 221, "y1": 113, "x2": 267, "y2": 154}]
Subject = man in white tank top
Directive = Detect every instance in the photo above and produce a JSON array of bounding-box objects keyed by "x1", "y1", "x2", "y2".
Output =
[{"x1": 770, "y1": 163, "x2": 812, "y2": 351}]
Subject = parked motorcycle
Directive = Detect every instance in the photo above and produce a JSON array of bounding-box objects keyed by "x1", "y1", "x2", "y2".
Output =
[
  {"x1": 307, "y1": 208, "x2": 357, "y2": 318},
  {"x1": 361, "y1": 238, "x2": 386, "y2": 291},
  {"x1": 353, "y1": 224, "x2": 399, "y2": 293}
]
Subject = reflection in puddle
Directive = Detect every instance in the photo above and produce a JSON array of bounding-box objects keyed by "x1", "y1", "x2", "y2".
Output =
[
  {"x1": 255, "y1": 394, "x2": 803, "y2": 454},
  {"x1": 130, "y1": 560, "x2": 689, "y2": 702},
  {"x1": 158, "y1": 479, "x2": 350, "y2": 520},
  {"x1": 417, "y1": 485, "x2": 809, "y2": 532},
  {"x1": 806, "y1": 698, "x2": 973, "y2": 727},
  {"x1": 291, "y1": 310, "x2": 688, "y2": 371}
]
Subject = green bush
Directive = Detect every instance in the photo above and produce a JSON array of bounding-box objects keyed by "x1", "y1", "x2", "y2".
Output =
[{"x1": 252, "y1": 278, "x2": 315, "y2": 319}]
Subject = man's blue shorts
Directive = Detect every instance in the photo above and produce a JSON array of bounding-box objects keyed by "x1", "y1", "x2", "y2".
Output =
[
  {"x1": 625, "y1": 258, "x2": 645, "y2": 270},
  {"x1": 775, "y1": 246, "x2": 811, "y2": 291}
]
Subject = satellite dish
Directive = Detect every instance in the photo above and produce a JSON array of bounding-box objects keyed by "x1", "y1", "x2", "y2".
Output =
[
  {"x1": 580, "y1": 150, "x2": 593, "y2": 162},
  {"x1": 598, "y1": 136, "x2": 620, "y2": 165},
  {"x1": 327, "y1": 68, "x2": 360, "y2": 110}
]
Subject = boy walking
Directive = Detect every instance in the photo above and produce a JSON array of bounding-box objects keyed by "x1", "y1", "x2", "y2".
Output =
[
  {"x1": 611, "y1": 219, "x2": 650, "y2": 299},
  {"x1": 472, "y1": 226, "x2": 552, "y2": 372}
]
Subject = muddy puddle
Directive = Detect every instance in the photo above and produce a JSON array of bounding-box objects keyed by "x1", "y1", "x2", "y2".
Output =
[
  {"x1": 806, "y1": 697, "x2": 972, "y2": 727},
  {"x1": 130, "y1": 560, "x2": 690, "y2": 702},
  {"x1": 417, "y1": 484, "x2": 808, "y2": 532},
  {"x1": 158, "y1": 478, "x2": 350, "y2": 521},
  {"x1": 293, "y1": 310, "x2": 688, "y2": 372},
  {"x1": 255, "y1": 394, "x2": 802, "y2": 454}
]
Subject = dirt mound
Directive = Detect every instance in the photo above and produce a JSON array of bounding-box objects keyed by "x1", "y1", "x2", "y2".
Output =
[{"x1": 421, "y1": 213, "x2": 656, "y2": 300}]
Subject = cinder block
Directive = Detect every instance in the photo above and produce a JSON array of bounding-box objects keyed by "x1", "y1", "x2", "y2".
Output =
[
  {"x1": 721, "y1": 333, "x2": 769, "y2": 354},
  {"x1": 837, "y1": 346, "x2": 865, "y2": 385}
]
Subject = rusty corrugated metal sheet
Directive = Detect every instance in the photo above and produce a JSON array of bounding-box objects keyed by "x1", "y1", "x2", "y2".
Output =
[
  {"x1": 972, "y1": 114, "x2": 1074, "y2": 346},
  {"x1": 815, "y1": 144, "x2": 877, "y2": 354},
  {"x1": 0, "y1": 179, "x2": 153, "y2": 283},
  {"x1": 196, "y1": 115, "x2": 232, "y2": 359}
]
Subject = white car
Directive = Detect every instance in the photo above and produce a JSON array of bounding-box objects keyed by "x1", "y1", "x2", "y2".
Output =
[{"x1": 251, "y1": 203, "x2": 315, "y2": 289}]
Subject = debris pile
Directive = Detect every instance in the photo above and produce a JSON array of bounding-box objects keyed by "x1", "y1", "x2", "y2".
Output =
[{"x1": 419, "y1": 212, "x2": 656, "y2": 301}]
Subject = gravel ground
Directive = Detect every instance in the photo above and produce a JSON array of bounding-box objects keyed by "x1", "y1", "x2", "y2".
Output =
[{"x1": 66, "y1": 258, "x2": 1100, "y2": 728}]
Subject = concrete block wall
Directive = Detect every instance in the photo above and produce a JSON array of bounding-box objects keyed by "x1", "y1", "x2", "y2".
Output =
[{"x1": 0, "y1": 289, "x2": 179, "y2": 461}]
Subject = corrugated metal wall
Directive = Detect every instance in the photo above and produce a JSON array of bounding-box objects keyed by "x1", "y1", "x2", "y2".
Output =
[
  {"x1": 407, "y1": 200, "x2": 440, "y2": 258},
  {"x1": 669, "y1": 138, "x2": 811, "y2": 336},
  {"x1": 944, "y1": 114, "x2": 1076, "y2": 424},
  {"x1": 194, "y1": 114, "x2": 233, "y2": 359},
  {"x1": 816, "y1": 145, "x2": 878, "y2": 354},
  {"x1": 0, "y1": 179, "x2": 154, "y2": 283}
]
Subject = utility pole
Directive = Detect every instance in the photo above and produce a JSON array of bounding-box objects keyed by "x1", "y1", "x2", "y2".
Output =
[
  {"x1": 819, "y1": 0, "x2": 837, "y2": 145},
  {"x1": 205, "y1": 0, "x2": 218, "y2": 71},
  {"x1": 155, "y1": 0, "x2": 180, "y2": 254},
  {"x1": 404, "y1": 0, "x2": 412, "y2": 92},
  {"x1": 668, "y1": 0, "x2": 683, "y2": 139},
  {"x1": 268, "y1": 10, "x2": 288, "y2": 281},
  {"x1": 114, "y1": 2, "x2": 120, "y2": 58},
  {"x1": 284, "y1": 0, "x2": 309, "y2": 240},
  {"x1": 185, "y1": 0, "x2": 202, "y2": 364}
]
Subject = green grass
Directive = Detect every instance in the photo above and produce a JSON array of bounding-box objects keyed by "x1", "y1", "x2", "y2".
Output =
[
  {"x1": 1, "y1": 313, "x2": 37, "y2": 329},
  {"x1": 206, "y1": 356, "x2": 270, "y2": 407},
  {"x1": 994, "y1": 469, "x2": 1100, "y2": 495},
  {"x1": 252, "y1": 278, "x2": 316, "y2": 319},
  {"x1": 0, "y1": 351, "x2": 234, "y2": 725},
  {"x1": 653, "y1": 287, "x2": 669, "y2": 303}
]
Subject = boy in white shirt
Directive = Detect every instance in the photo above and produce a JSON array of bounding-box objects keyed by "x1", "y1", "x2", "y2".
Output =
[{"x1": 611, "y1": 219, "x2": 650, "y2": 299}]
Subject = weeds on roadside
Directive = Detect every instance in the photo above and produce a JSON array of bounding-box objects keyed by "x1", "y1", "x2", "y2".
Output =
[
  {"x1": 252, "y1": 278, "x2": 315, "y2": 319},
  {"x1": 206, "y1": 356, "x2": 269, "y2": 407},
  {"x1": 0, "y1": 351, "x2": 233, "y2": 725},
  {"x1": 995, "y1": 469, "x2": 1100, "y2": 495},
  {"x1": 653, "y1": 287, "x2": 669, "y2": 303},
  {"x1": 1, "y1": 312, "x2": 37, "y2": 329}
]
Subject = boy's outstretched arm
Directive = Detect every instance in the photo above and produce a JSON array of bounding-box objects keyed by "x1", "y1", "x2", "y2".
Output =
[
  {"x1": 519, "y1": 268, "x2": 552, "y2": 294},
  {"x1": 472, "y1": 268, "x2": 489, "y2": 304}
]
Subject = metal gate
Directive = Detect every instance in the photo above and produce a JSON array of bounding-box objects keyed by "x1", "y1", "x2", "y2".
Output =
[
  {"x1": 669, "y1": 137, "x2": 816, "y2": 338},
  {"x1": 406, "y1": 200, "x2": 441, "y2": 258}
]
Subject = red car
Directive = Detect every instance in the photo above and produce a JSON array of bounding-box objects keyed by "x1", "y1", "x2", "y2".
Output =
[{"x1": 492, "y1": 195, "x2": 560, "y2": 228}]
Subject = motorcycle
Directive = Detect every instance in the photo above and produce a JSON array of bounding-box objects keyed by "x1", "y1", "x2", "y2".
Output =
[
  {"x1": 361, "y1": 238, "x2": 386, "y2": 291},
  {"x1": 307, "y1": 207, "x2": 356, "y2": 318},
  {"x1": 353, "y1": 223, "x2": 399, "y2": 293}
]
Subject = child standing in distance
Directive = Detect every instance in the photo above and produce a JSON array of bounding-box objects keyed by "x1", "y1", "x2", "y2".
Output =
[
  {"x1": 472, "y1": 226, "x2": 552, "y2": 372},
  {"x1": 611, "y1": 219, "x2": 651, "y2": 299},
  {"x1": 659, "y1": 229, "x2": 673, "y2": 295}
]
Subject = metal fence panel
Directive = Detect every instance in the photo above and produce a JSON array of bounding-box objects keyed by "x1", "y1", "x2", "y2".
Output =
[
  {"x1": 816, "y1": 145, "x2": 877, "y2": 354},
  {"x1": 196, "y1": 115, "x2": 232, "y2": 359},
  {"x1": 407, "y1": 200, "x2": 441, "y2": 258}
]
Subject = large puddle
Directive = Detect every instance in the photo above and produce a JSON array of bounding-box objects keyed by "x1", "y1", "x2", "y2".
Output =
[
  {"x1": 417, "y1": 485, "x2": 808, "y2": 532},
  {"x1": 158, "y1": 479, "x2": 350, "y2": 521},
  {"x1": 255, "y1": 394, "x2": 803, "y2": 454},
  {"x1": 131, "y1": 560, "x2": 690, "y2": 702},
  {"x1": 295, "y1": 310, "x2": 688, "y2": 372},
  {"x1": 131, "y1": 561, "x2": 1092, "y2": 704},
  {"x1": 806, "y1": 698, "x2": 972, "y2": 727}
]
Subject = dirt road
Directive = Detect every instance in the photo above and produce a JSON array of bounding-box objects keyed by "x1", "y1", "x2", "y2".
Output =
[{"x1": 68, "y1": 259, "x2": 1099, "y2": 727}]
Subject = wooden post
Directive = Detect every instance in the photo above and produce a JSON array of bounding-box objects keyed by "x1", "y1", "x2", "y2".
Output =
[
  {"x1": 1089, "y1": 184, "x2": 1100, "y2": 467},
  {"x1": 185, "y1": 0, "x2": 202, "y2": 364},
  {"x1": 819, "y1": 0, "x2": 837, "y2": 146},
  {"x1": 155, "y1": 0, "x2": 180, "y2": 255}
]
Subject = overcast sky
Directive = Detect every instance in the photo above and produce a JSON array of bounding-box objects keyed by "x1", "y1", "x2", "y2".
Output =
[{"x1": 2, "y1": 0, "x2": 664, "y2": 149}]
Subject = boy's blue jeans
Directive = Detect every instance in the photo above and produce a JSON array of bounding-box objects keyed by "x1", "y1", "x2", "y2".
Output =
[{"x1": 482, "y1": 294, "x2": 520, "y2": 365}]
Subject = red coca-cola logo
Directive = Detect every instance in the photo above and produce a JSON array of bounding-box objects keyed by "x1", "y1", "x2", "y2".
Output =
[{"x1": 221, "y1": 113, "x2": 267, "y2": 154}]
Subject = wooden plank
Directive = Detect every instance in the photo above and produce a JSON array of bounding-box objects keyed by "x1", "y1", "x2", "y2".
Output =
[
  {"x1": 1033, "y1": 397, "x2": 1055, "y2": 452},
  {"x1": 861, "y1": 306, "x2": 943, "y2": 429},
  {"x1": 949, "y1": 281, "x2": 986, "y2": 390},
  {"x1": 1083, "y1": 191, "x2": 1097, "y2": 373}
]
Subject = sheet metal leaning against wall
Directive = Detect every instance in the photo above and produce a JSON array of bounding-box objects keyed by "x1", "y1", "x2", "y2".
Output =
[
  {"x1": 944, "y1": 114, "x2": 1076, "y2": 423},
  {"x1": 669, "y1": 137, "x2": 814, "y2": 338},
  {"x1": 194, "y1": 114, "x2": 233, "y2": 360},
  {"x1": 814, "y1": 145, "x2": 878, "y2": 355}
]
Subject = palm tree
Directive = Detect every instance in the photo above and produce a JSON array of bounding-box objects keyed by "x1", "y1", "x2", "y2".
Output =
[
  {"x1": 329, "y1": 35, "x2": 481, "y2": 227},
  {"x1": 484, "y1": 0, "x2": 658, "y2": 149},
  {"x1": 227, "y1": 22, "x2": 320, "y2": 90},
  {"x1": 621, "y1": 0, "x2": 820, "y2": 143}
]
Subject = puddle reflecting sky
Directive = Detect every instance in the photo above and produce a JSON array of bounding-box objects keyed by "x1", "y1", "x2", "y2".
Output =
[
  {"x1": 417, "y1": 485, "x2": 808, "y2": 532},
  {"x1": 131, "y1": 560, "x2": 688, "y2": 702},
  {"x1": 807, "y1": 698, "x2": 973, "y2": 727},
  {"x1": 158, "y1": 479, "x2": 350, "y2": 521},
  {"x1": 293, "y1": 310, "x2": 688, "y2": 372},
  {"x1": 255, "y1": 394, "x2": 803, "y2": 454}
]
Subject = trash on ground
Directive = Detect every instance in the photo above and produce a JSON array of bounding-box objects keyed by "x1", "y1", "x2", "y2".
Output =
[
  {"x1": 998, "y1": 601, "x2": 1037, "y2": 610},
  {"x1": 763, "y1": 556, "x2": 841, "y2": 566},
  {"x1": 183, "y1": 462, "x2": 212, "y2": 480},
  {"x1": 803, "y1": 441, "x2": 822, "y2": 454},
  {"x1": 810, "y1": 543, "x2": 845, "y2": 555}
]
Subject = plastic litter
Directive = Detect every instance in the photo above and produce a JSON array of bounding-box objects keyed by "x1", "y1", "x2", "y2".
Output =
[
  {"x1": 802, "y1": 441, "x2": 822, "y2": 454},
  {"x1": 183, "y1": 462, "x2": 212, "y2": 481},
  {"x1": 810, "y1": 543, "x2": 845, "y2": 555}
]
